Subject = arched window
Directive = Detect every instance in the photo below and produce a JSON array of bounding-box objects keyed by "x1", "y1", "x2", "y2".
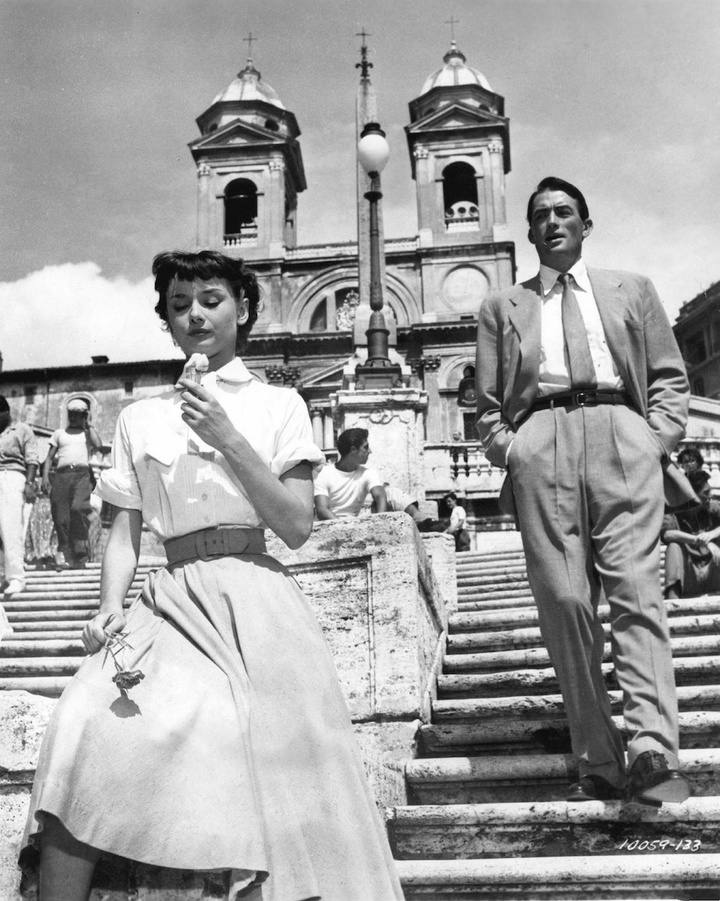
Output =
[
  {"x1": 457, "y1": 365, "x2": 477, "y2": 407},
  {"x1": 224, "y1": 179, "x2": 258, "y2": 243},
  {"x1": 443, "y1": 162, "x2": 479, "y2": 228}
]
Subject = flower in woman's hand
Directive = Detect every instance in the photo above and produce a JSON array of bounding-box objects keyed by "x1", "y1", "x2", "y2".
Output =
[
  {"x1": 104, "y1": 630, "x2": 145, "y2": 692},
  {"x1": 112, "y1": 669, "x2": 146, "y2": 691}
]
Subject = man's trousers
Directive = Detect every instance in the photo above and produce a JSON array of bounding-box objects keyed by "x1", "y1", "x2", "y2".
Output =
[
  {"x1": 0, "y1": 470, "x2": 27, "y2": 585},
  {"x1": 508, "y1": 402, "x2": 680, "y2": 787},
  {"x1": 50, "y1": 469, "x2": 93, "y2": 566}
]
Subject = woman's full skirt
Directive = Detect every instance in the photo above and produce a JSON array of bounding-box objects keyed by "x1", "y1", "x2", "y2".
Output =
[{"x1": 21, "y1": 553, "x2": 404, "y2": 901}]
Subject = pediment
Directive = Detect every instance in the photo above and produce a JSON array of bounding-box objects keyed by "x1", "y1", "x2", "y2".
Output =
[
  {"x1": 190, "y1": 119, "x2": 286, "y2": 151},
  {"x1": 301, "y1": 360, "x2": 347, "y2": 388},
  {"x1": 407, "y1": 101, "x2": 506, "y2": 134}
]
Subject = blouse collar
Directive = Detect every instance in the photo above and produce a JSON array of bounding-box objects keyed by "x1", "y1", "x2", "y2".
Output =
[{"x1": 176, "y1": 356, "x2": 254, "y2": 390}]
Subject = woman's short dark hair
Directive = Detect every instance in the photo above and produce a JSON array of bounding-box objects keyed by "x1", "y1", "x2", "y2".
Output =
[
  {"x1": 526, "y1": 176, "x2": 590, "y2": 223},
  {"x1": 336, "y1": 428, "x2": 368, "y2": 457},
  {"x1": 678, "y1": 446, "x2": 705, "y2": 469},
  {"x1": 152, "y1": 250, "x2": 261, "y2": 352},
  {"x1": 688, "y1": 469, "x2": 711, "y2": 493}
]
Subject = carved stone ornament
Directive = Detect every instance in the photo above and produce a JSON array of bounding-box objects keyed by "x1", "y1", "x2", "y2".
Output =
[
  {"x1": 488, "y1": 141, "x2": 504, "y2": 154},
  {"x1": 409, "y1": 355, "x2": 442, "y2": 375},
  {"x1": 413, "y1": 147, "x2": 429, "y2": 159},
  {"x1": 265, "y1": 364, "x2": 301, "y2": 386},
  {"x1": 197, "y1": 163, "x2": 211, "y2": 177},
  {"x1": 336, "y1": 290, "x2": 360, "y2": 331}
]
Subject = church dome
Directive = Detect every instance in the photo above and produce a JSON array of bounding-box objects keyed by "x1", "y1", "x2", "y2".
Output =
[
  {"x1": 212, "y1": 59, "x2": 285, "y2": 109},
  {"x1": 420, "y1": 41, "x2": 492, "y2": 95}
]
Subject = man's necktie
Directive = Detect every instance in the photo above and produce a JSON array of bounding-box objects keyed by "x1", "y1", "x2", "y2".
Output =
[{"x1": 558, "y1": 273, "x2": 597, "y2": 388}]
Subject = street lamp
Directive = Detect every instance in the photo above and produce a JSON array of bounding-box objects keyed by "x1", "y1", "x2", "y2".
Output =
[{"x1": 355, "y1": 122, "x2": 403, "y2": 389}]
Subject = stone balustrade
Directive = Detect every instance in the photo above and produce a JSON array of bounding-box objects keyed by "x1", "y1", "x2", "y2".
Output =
[{"x1": 424, "y1": 437, "x2": 720, "y2": 498}]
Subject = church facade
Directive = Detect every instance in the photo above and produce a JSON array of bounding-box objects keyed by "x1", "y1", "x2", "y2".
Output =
[{"x1": 187, "y1": 42, "x2": 516, "y2": 523}]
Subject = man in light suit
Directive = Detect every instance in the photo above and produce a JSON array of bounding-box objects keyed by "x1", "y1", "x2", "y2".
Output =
[{"x1": 476, "y1": 176, "x2": 691, "y2": 806}]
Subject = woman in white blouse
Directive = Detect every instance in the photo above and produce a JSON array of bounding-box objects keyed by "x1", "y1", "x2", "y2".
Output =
[{"x1": 21, "y1": 251, "x2": 404, "y2": 901}]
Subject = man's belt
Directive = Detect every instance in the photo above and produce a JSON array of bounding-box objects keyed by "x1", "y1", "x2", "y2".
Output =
[
  {"x1": 521, "y1": 390, "x2": 635, "y2": 423},
  {"x1": 55, "y1": 464, "x2": 90, "y2": 472},
  {"x1": 164, "y1": 527, "x2": 266, "y2": 566}
]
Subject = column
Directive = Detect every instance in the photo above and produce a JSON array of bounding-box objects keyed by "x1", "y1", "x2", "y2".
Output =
[
  {"x1": 311, "y1": 409, "x2": 324, "y2": 448},
  {"x1": 322, "y1": 411, "x2": 335, "y2": 451},
  {"x1": 196, "y1": 163, "x2": 211, "y2": 249}
]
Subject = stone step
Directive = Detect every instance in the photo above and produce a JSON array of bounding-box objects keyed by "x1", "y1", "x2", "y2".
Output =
[
  {"x1": 406, "y1": 750, "x2": 720, "y2": 805},
  {"x1": 457, "y1": 570, "x2": 530, "y2": 586},
  {"x1": 449, "y1": 597, "x2": 720, "y2": 635},
  {"x1": 6, "y1": 609, "x2": 100, "y2": 623},
  {"x1": 456, "y1": 550, "x2": 526, "y2": 563},
  {"x1": 3, "y1": 630, "x2": 83, "y2": 642},
  {"x1": 0, "y1": 675, "x2": 71, "y2": 696},
  {"x1": 432, "y1": 686, "x2": 720, "y2": 724},
  {"x1": 444, "y1": 635, "x2": 720, "y2": 674},
  {"x1": 2, "y1": 592, "x2": 131, "y2": 621},
  {"x1": 419, "y1": 711, "x2": 720, "y2": 756},
  {"x1": 390, "y1": 796, "x2": 720, "y2": 860},
  {"x1": 0, "y1": 639, "x2": 83, "y2": 657},
  {"x1": 457, "y1": 578, "x2": 529, "y2": 593},
  {"x1": 0, "y1": 657, "x2": 80, "y2": 676},
  {"x1": 396, "y1": 854, "x2": 720, "y2": 899},
  {"x1": 438, "y1": 657, "x2": 720, "y2": 699},
  {"x1": 456, "y1": 598, "x2": 537, "y2": 613},
  {"x1": 447, "y1": 614, "x2": 720, "y2": 653}
]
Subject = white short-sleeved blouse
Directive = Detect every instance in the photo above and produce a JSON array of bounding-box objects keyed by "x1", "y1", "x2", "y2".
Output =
[{"x1": 95, "y1": 358, "x2": 325, "y2": 540}]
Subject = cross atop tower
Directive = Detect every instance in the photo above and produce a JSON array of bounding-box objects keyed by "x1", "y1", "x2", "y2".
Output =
[
  {"x1": 445, "y1": 15, "x2": 459, "y2": 42},
  {"x1": 356, "y1": 28, "x2": 373, "y2": 80},
  {"x1": 243, "y1": 31, "x2": 257, "y2": 61}
]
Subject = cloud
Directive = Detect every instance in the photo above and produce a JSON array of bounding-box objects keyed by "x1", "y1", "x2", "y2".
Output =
[{"x1": 0, "y1": 263, "x2": 183, "y2": 372}]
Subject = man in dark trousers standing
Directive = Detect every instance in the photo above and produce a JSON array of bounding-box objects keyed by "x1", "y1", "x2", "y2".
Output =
[{"x1": 476, "y1": 176, "x2": 691, "y2": 806}]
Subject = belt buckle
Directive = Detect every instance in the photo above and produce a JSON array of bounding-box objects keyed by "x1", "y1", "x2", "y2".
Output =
[{"x1": 574, "y1": 390, "x2": 596, "y2": 407}]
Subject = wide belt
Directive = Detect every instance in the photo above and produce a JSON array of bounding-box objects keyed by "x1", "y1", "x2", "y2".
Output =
[
  {"x1": 520, "y1": 390, "x2": 634, "y2": 425},
  {"x1": 164, "y1": 527, "x2": 266, "y2": 566},
  {"x1": 55, "y1": 464, "x2": 90, "y2": 472}
]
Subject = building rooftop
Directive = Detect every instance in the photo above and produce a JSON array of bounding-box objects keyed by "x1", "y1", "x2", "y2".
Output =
[
  {"x1": 420, "y1": 41, "x2": 492, "y2": 95},
  {"x1": 211, "y1": 58, "x2": 285, "y2": 109}
]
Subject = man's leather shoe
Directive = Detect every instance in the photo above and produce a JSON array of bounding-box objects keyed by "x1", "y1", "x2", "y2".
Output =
[
  {"x1": 566, "y1": 774, "x2": 622, "y2": 802},
  {"x1": 625, "y1": 751, "x2": 691, "y2": 806}
]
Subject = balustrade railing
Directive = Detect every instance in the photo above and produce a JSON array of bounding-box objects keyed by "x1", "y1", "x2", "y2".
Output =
[{"x1": 424, "y1": 437, "x2": 720, "y2": 498}]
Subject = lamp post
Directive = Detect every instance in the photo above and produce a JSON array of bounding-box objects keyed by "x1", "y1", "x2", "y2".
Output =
[{"x1": 355, "y1": 122, "x2": 403, "y2": 389}]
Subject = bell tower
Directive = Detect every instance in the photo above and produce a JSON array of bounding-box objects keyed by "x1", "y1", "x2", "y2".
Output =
[
  {"x1": 406, "y1": 40, "x2": 511, "y2": 248},
  {"x1": 189, "y1": 44, "x2": 306, "y2": 262},
  {"x1": 405, "y1": 41, "x2": 515, "y2": 319}
]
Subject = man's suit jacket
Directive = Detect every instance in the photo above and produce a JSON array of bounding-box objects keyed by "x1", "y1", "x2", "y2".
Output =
[{"x1": 475, "y1": 267, "x2": 692, "y2": 505}]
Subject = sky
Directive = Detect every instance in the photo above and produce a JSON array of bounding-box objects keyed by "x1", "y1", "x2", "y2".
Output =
[{"x1": 2, "y1": 0, "x2": 719, "y2": 371}]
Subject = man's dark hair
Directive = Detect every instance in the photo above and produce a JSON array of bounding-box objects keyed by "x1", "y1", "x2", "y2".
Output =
[
  {"x1": 444, "y1": 492, "x2": 458, "y2": 502},
  {"x1": 688, "y1": 469, "x2": 711, "y2": 493},
  {"x1": 337, "y1": 427, "x2": 368, "y2": 457},
  {"x1": 152, "y1": 250, "x2": 261, "y2": 352},
  {"x1": 526, "y1": 176, "x2": 590, "y2": 223},
  {"x1": 678, "y1": 447, "x2": 705, "y2": 469}
]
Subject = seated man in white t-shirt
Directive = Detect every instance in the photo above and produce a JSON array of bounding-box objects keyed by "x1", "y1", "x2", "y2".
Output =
[{"x1": 314, "y1": 428, "x2": 387, "y2": 519}]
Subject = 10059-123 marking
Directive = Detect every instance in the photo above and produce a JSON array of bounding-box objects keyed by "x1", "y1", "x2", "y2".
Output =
[{"x1": 615, "y1": 838, "x2": 701, "y2": 852}]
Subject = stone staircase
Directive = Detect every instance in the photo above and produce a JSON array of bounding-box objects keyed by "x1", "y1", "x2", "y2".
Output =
[
  {"x1": 0, "y1": 563, "x2": 160, "y2": 696},
  {"x1": 391, "y1": 548, "x2": 720, "y2": 900},
  {"x1": 5, "y1": 551, "x2": 720, "y2": 898}
]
